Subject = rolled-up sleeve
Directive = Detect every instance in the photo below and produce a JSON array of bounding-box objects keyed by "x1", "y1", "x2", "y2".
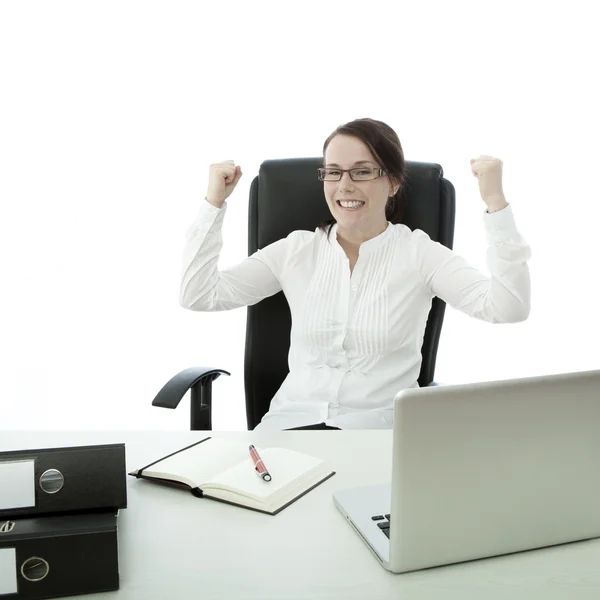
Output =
[{"x1": 414, "y1": 204, "x2": 531, "y2": 323}]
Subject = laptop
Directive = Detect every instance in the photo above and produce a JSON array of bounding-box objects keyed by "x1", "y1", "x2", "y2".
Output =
[{"x1": 333, "y1": 368, "x2": 600, "y2": 573}]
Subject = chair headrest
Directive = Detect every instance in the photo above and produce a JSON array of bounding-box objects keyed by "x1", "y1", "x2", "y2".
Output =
[{"x1": 251, "y1": 157, "x2": 452, "y2": 250}]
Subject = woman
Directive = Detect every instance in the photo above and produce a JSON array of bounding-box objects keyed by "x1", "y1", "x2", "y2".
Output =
[{"x1": 180, "y1": 118, "x2": 531, "y2": 431}]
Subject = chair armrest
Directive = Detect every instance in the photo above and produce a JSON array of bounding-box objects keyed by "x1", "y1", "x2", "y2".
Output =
[{"x1": 152, "y1": 367, "x2": 230, "y2": 430}]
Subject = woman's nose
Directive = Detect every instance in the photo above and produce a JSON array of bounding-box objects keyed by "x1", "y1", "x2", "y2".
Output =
[{"x1": 338, "y1": 171, "x2": 355, "y2": 190}]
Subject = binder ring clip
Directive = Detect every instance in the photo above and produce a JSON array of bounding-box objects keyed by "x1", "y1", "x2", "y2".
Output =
[
  {"x1": 21, "y1": 557, "x2": 50, "y2": 582},
  {"x1": 39, "y1": 469, "x2": 64, "y2": 494}
]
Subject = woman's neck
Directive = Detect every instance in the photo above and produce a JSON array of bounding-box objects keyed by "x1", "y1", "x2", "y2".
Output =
[{"x1": 336, "y1": 221, "x2": 389, "y2": 253}]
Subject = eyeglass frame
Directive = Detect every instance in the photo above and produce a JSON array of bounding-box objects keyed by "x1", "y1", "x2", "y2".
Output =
[{"x1": 317, "y1": 166, "x2": 388, "y2": 182}]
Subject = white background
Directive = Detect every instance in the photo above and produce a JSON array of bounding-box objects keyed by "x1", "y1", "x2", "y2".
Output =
[{"x1": 1, "y1": 0, "x2": 598, "y2": 431}]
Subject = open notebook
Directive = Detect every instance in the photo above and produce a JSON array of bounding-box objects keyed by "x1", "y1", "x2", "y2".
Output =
[{"x1": 129, "y1": 437, "x2": 335, "y2": 515}]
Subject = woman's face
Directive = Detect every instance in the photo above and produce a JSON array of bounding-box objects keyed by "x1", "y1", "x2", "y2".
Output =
[{"x1": 323, "y1": 134, "x2": 395, "y2": 235}]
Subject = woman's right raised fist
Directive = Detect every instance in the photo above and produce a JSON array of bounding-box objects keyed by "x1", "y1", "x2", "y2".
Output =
[{"x1": 205, "y1": 160, "x2": 243, "y2": 208}]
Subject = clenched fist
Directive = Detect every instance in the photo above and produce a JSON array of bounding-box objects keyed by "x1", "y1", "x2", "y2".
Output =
[
  {"x1": 205, "y1": 160, "x2": 243, "y2": 208},
  {"x1": 470, "y1": 155, "x2": 508, "y2": 213}
]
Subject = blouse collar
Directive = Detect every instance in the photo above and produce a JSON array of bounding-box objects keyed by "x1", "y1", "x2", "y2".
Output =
[{"x1": 329, "y1": 222, "x2": 394, "y2": 255}]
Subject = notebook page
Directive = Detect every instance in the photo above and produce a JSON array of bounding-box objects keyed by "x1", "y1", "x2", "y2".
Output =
[
  {"x1": 143, "y1": 438, "x2": 249, "y2": 487},
  {"x1": 203, "y1": 447, "x2": 324, "y2": 500}
]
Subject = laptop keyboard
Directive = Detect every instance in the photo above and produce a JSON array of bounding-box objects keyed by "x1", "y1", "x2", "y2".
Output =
[{"x1": 371, "y1": 513, "x2": 391, "y2": 539}]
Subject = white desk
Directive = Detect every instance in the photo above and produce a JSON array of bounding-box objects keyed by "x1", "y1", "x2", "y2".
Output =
[{"x1": 2, "y1": 430, "x2": 600, "y2": 600}]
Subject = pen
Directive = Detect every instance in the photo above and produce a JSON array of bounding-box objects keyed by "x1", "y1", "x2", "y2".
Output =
[{"x1": 249, "y1": 445, "x2": 272, "y2": 482}]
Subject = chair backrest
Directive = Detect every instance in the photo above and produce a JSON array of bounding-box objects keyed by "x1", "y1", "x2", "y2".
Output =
[{"x1": 244, "y1": 157, "x2": 455, "y2": 430}]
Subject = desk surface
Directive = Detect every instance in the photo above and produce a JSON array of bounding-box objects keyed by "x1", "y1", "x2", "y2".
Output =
[{"x1": 2, "y1": 430, "x2": 600, "y2": 600}]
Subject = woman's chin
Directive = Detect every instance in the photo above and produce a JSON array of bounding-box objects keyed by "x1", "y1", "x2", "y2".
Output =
[{"x1": 336, "y1": 211, "x2": 365, "y2": 227}]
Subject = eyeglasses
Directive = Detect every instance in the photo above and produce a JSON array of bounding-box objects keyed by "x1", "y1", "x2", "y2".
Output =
[{"x1": 317, "y1": 167, "x2": 387, "y2": 182}]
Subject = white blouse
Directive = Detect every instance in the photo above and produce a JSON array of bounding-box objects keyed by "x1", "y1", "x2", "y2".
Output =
[{"x1": 180, "y1": 199, "x2": 531, "y2": 431}]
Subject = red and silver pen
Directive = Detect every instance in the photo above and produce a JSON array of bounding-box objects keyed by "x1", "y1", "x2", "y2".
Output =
[{"x1": 249, "y1": 445, "x2": 272, "y2": 482}]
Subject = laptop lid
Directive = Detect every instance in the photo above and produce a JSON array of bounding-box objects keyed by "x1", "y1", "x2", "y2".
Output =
[{"x1": 388, "y1": 368, "x2": 600, "y2": 572}]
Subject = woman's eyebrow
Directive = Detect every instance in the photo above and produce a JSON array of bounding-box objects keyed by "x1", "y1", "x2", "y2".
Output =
[{"x1": 325, "y1": 160, "x2": 375, "y2": 167}]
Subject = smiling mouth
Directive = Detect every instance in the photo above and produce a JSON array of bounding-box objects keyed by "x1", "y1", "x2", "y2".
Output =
[{"x1": 336, "y1": 200, "x2": 365, "y2": 210}]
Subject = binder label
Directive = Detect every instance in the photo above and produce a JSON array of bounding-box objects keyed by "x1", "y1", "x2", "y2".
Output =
[
  {"x1": 0, "y1": 548, "x2": 18, "y2": 594},
  {"x1": 0, "y1": 459, "x2": 35, "y2": 510}
]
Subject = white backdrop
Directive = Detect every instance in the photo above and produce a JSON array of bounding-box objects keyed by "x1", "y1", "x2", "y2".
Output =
[{"x1": 1, "y1": 1, "x2": 598, "y2": 431}]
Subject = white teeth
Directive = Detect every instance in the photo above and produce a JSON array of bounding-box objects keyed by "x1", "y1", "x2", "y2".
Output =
[{"x1": 339, "y1": 201, "x2": 365, "y2": 208}]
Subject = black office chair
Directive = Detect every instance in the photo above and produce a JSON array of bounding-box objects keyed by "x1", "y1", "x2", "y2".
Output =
[{"x1": 152, "y1": 157, "x2": 456, "y2": 430}]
